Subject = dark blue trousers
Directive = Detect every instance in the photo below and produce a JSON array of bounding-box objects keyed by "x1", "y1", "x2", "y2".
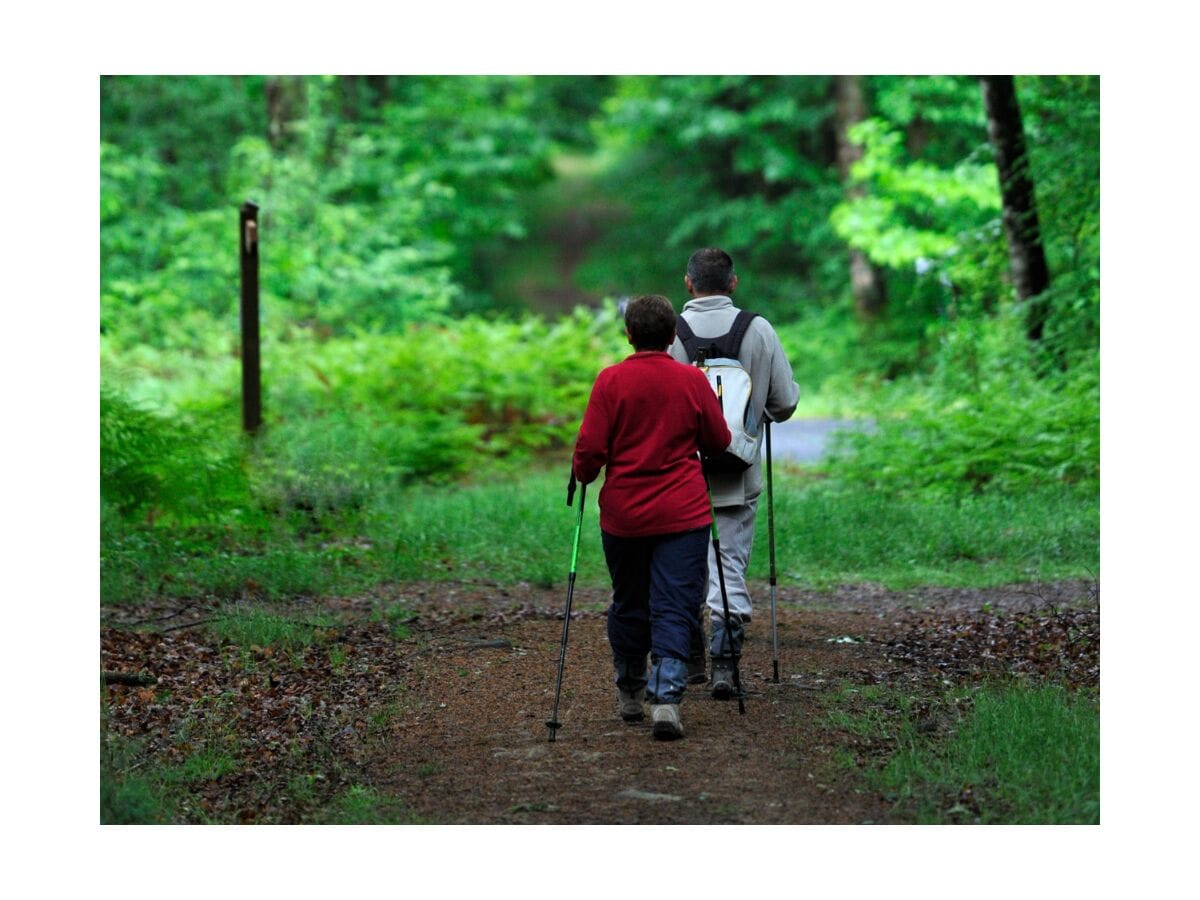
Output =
[{"x1": 601, "y1": 526, "x2": 709, "y2": 703}]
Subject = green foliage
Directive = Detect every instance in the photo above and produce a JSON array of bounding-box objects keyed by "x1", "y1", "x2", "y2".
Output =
[
  {"x1": 101, "y1": 76, "x2": 560, "y2": 352},
  {"x1": 258, "y1": 302, "x2": 627, "y2": 498},
  {"x1": 100, "y1": 388, "x2": 248, "y2": 523},
  {"x1": 830, "y1": 115, "x2": 1007, "y2": 311},
  {"x1": 579, "y1": 75, "x2": 847, "y2": 320},
  {"x1": 826, "y1": 310, "x2": 1099, "y2": 495},
  {"x1": 1019, "y1": 76, "x2": 1100, "y2": 361},
  {"x1": 99, "y1": 76, "x2": 1100, "y2": 607},
  {"x1": 879, "y1": 682, "x2": 1099, "y2": 824},
  {"x1": 101, "y1": 75, "x2": 266, "y2": 208},
  {"x1": 870, "y1": 75, "x2": 988, "y2": 166}
]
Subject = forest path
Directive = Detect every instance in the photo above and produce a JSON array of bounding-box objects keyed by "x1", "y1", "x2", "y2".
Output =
[
  {"x1": 766, "y1": 418, "x2": 872, "y2": 464},
  {"x1": 101, "y1": 579, "x2": 1097, "y2": 823},
  {"x1": 357, "y1": 579, "x2": 1095, "y2": 824}
]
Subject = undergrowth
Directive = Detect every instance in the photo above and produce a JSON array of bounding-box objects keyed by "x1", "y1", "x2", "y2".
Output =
[
  {"x1": 827, "y1": 681, "x2": 1100, "y2": 824},
  {"x1": 102, "y1": 467, "x2": 1098, "y2": 603}
]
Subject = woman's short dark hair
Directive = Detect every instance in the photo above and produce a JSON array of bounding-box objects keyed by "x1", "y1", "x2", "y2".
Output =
[
  {"x1": 686, "y1": 247, "x2": 735, "y2": 295},
  {"x1": 624, "y1": 294, "x2": 677, "y2": 350}
]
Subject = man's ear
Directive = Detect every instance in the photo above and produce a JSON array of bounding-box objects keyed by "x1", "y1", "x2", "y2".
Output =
[
  {"x1": 729, "y1": 274, "x2": 739, "y2": 294},
  {"x1": 684, "y1": 274, "x2": 694, "y2": 294},
  {"x1": 625, "y1": 327, "x2": 635, "y2": 347}
]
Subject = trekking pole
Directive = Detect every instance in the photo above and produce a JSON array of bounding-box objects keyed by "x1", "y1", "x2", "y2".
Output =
[
  {"x1": 547, "y1": 472, "x2": 587, "y2": 742},
  {"x1": 766, "y1": 420, "x2": 780, "y2": 684},
  {"x1": 707, "y1": 483, "x2": 747, "y2": 716}
]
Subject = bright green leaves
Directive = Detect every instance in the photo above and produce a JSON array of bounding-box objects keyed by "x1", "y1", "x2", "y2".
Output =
[
  {"x1": 831, "y1": 117, "x2": 1000, "y2": 272},
  {"x1": 100, "y1": 76, "x2": 561, "y2": 353}
]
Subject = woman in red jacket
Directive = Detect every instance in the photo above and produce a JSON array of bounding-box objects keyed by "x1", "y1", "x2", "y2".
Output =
[{"x1": 573, "y1": 294, "x2": 731, "y2": 740}]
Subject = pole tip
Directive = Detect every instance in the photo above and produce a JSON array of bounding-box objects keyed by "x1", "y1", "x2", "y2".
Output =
[{"x1": 546, "y1": 721, "x2": 561, "y2": 742}]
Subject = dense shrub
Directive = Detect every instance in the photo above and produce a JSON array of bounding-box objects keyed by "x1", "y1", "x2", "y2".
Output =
[
  {"x1": 825, "y1": 310, "x2": 1098, "y2": 495},
  {"x1": 101, "y1": 305, "x2": 630, "y2": 530},
  {"x1": 100, "y1": 388, "x2": 248, "y2": 524}
]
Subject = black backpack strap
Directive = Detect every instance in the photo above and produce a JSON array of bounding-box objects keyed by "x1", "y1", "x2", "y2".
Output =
[
  {"x1": 674, "y1": 315, "x2": 702, "y2": 362},
  {"x1": 677, "y1": 308, "x2": 759, "y2": 363},
  {"x1": 722, "y1": 310, "x2": 759, "y2": 359}
]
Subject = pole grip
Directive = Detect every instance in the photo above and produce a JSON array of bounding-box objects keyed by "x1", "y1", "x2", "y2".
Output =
[{"x1": 567, "y1": 470, "x2": 577, "y2": 507}]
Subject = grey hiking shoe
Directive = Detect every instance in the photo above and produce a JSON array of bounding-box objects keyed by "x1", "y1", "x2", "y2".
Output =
[
  {"x1": 651, "y1": 704, "x2": 683, "y2": 740},
  {"x1": 619, "y1": 688, "x2": 645, "y2": 723},
  {"x1": 711, "y1": 661, "x2": 735, "y2": 700}
]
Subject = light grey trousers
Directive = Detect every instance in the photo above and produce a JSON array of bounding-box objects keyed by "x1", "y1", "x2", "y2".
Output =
[{"x1": 706, "y1": 497, "x2": 758, "y2": 622}]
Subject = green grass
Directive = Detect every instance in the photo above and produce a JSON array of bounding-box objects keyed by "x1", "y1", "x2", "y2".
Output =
[
  {"x1": 208, "y1": 607, "x2": 337, "y2": 650},
  {"x1": 760, "y1": 474, "x2": 1099, "y2": 589},
  {"x1": 162, "y1": 747, "x2": 241, "y2": 787},
  {"x1": 872, "y1": 682, "x2": 1099, "y2": 824},
  {"x1": 101, "y1": 734, "x2": 174, "y2": 825},
  {"x1": 102, "y1": 466, "x2": 1098, "y2": 603},
  {"x1": 371, "y1": 469, "x2": 1097, "y2": 590},
  {"x1": 314, "y1": 785, "x2": 427, "y2": 825}
]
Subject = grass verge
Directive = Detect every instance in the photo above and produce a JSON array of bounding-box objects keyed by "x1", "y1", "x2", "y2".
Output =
[
  {"x1": 827, "y1": 681, "x2": 1099, "y2": 824},
  {"x1": 102, "y1": 467, "x2": 1098, "y2": 603}
]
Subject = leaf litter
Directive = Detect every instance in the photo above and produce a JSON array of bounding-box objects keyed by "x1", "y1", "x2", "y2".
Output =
[{"x1": 101, "y1": 579, "x2": 1097, "y2": 823}]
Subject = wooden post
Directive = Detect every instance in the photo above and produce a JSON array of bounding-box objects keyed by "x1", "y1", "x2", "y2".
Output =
[{"x1": 239, "y1": 201, "x2": 262, "y2": 434}]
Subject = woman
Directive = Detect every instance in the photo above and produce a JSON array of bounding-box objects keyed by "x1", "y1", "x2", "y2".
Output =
[{"x1": 573, "y1": 294, "x2": 731, "y2": 740}]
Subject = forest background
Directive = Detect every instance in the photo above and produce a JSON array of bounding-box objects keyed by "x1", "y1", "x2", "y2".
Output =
[
  {"x1": 100, "y1": 74, "x2": 1100, "y2": 601},
  {"x1": 2, "y1": 0, "x2": 1193, "y2": 884}
]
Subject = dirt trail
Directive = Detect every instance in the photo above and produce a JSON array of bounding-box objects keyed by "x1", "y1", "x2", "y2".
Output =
[
  {"x1": 365, "y1": 607, "x2": 893, "y2": 823},
  {"x1": 103, "y1": 585, "x2": 1099, "y2": 825}
]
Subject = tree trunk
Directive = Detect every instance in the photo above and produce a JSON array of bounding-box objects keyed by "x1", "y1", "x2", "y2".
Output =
[
  {"x1": 979, "y1": 75, "x2": 1052, "y2": 341},
  {"x1": 833, "y1": 76, "x2": 888, "y2": 321},
  {"x1": 266, "y1": 76, "x2": 305, "y2": 149}
]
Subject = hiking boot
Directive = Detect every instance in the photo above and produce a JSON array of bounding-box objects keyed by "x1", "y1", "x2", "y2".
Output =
[
  {"x1": 686, "y1": 659, "x2": 707, "y2": 685},
  {"x1": 651, "y1": 704, "x2": 683, "y2": 740},
  {"x1": 711, "y1": 661, "x2": 735, "y2": 700},
  {"x1": 619, "y1": 688, "x2": 645, "y2": 723}
]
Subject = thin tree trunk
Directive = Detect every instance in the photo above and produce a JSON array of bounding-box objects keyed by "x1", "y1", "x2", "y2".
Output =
[
  {"x1": 834, "y1": 76, "x2": 888, "y2": 321},
  {"x1": 979, "y1": 75, "x2": 1052, "y2": 341},
  {"x1": 266, "y1": 76, "x2": 305, "y2": 150}
]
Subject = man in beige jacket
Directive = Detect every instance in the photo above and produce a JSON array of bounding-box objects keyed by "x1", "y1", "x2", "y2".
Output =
[{"x1": 669, "y1": 248, "x2": 800, "y2": 699}]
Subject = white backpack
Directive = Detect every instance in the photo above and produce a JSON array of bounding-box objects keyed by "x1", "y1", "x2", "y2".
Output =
[{"x1": 675, "y1": 310, "x2": 759, "y2": 473}]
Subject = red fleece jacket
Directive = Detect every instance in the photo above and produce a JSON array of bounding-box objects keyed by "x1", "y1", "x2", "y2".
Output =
[{"x1": 572, "y1": 351, "x2": 732, "y2": 537}]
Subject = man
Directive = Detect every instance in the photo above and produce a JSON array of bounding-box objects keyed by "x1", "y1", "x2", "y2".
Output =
[
  {"x1": 669, "y1": 248, "x2": 800, "y2": 699},
  {"x1": 573, "y1": 294, "x2": 731, "y2": 740}
]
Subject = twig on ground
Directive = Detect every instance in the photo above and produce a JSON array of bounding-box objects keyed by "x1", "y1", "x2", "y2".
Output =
[
  {"x1": 102, "y1": 671, "x2": 157, "y2": 686},
  {"x1": 159, "y1": 618, "x2": 218, "y2": 633}
]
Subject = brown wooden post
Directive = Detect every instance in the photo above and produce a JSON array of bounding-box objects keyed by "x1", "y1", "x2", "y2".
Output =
[{"x1": 239, "y1": 201, "x2": 262, "y2": 434}]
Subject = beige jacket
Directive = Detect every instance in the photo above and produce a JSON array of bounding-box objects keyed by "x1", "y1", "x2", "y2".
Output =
[{"x1": 668, "y1": 295, "x2": 800, "y2": 507}]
